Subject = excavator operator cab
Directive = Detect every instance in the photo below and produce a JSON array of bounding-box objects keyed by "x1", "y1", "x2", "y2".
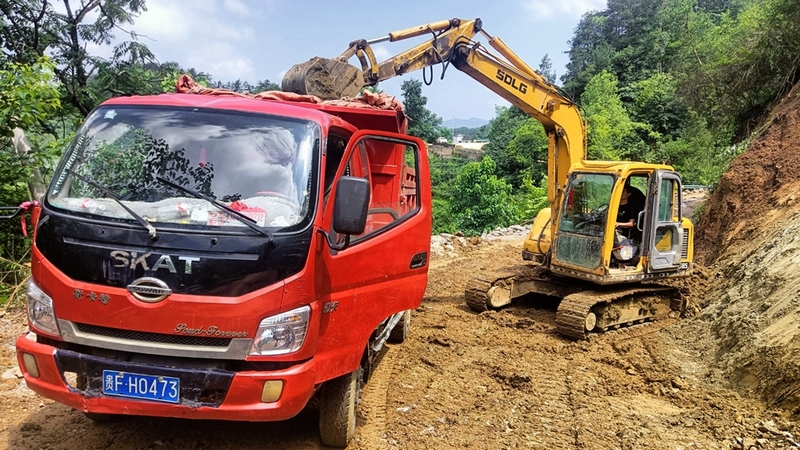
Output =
[{"x1": 551, "y1": 164, "x2": 693, "y2": 285}]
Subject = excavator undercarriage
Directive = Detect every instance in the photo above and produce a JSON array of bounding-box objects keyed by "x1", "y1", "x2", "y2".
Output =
[{"x1": 465, "y1": 266, "x2": 685, "y2": 340}]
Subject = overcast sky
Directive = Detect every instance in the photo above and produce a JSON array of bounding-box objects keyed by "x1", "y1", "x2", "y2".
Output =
[{"x1": 103, "y1": 0, "x2": 606, "y2": 121}]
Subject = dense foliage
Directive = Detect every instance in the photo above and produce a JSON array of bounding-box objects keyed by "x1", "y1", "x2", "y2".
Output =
[
  {"x1": 400, "y1": 79, "x2": 450, "y2": 143},
  {"x1": 562, "y1": 0, "x2": 800, "y2": 182}
]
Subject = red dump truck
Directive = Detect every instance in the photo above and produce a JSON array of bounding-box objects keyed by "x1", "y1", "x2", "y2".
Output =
[{"x1": 9, "y1": 85, "x2": 430, "y2": 447}]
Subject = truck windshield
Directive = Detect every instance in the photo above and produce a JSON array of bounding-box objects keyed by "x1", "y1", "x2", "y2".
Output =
[{"x1": 47, "y1": 105, "x2": 319, "y2": 232}]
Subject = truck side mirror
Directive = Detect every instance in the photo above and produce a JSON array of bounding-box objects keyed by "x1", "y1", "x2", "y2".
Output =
[
  {"x1": 333, "y1": 176, "x2": 370, "y2": 235},
  {"x1": 318, "y1": 176, "x2": 370, "y2": 251}
]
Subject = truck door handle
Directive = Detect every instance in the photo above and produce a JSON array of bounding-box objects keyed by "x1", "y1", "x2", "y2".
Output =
[{"x1": 410, "y1": 252, "x2": 427, "y2": 269}]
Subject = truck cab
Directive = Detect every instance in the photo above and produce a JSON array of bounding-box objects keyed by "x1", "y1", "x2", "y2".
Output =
[{"x1": 14, "y1": 92, "x2": 430, "y2": 447}]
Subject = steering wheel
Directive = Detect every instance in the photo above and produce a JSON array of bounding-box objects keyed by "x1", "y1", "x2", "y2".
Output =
[{"x1": 574, "y1": 205, "x2": 608, "y2": 229}]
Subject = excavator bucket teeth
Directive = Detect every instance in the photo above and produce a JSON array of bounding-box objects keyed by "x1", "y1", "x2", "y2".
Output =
[{"x1": 281, "y1": 57, "x2": 364, "y2": 100}]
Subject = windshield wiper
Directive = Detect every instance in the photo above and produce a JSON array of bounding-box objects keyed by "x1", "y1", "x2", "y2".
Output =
[
  {"x1": 66, "y1": 169, "x2": 158, "y2": 240},
  {"x1": 155, "y1": 176, "x2": 275, "y2": 244}
]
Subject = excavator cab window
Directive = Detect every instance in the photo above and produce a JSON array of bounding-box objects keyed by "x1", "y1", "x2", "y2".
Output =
[{"x1": 555, "y1": 173, "x2": 614, "y2": 270}]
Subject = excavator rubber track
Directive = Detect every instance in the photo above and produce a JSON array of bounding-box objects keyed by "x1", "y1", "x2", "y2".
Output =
[
  {"x1": 465, "y1": 277, "x2": 494, "y2": 313},
  {"x1": 555, "y1": 285, "x2": 684, "y2": 340},
  {"x1": 465, "y1": 265, "x2": 578, "y2": 313}
]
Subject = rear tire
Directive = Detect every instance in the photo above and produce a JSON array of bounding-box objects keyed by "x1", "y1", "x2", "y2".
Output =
[
  {"x1": 388, "y1": 309, "x2": 411, "y2": 343},
  {"x1": 319, "y1": 367, "x2": 362, "y2": 448}
]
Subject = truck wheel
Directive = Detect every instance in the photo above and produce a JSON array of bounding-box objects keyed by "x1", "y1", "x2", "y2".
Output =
[
  {"x1": 76, "y1": 374, "x2": 120, "y2": 423},
  {"x1": 319, "y1": 367, "x2": 362, "y2": 448},
  {"x1": 388, "y1": 309, "x2": 412, "y2": 343}
]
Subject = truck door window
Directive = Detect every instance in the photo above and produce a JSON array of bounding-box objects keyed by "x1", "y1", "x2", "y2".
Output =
[
  {"x1": 330, "y1": 137, "x2": 421, "y2": 243},
  {"x1": 324, "y1": 133, "x2": 349, "y2": 197}
]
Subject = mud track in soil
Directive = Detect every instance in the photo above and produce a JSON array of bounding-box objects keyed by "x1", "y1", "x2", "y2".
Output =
[{"x1": 0, "y1": 236, "x2": 796, "y2": 449}]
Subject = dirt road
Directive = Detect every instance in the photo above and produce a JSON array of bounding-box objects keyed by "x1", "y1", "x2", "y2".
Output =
[{"x1": 1, "y1": 234, "x2": 796, "y2": 450}]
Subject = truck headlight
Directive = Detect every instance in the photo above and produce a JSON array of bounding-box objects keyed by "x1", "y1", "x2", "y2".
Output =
[
  {"x1": 27, "y1": 279, "x2": 59, "y2": 337},
  {"x1": 250, "y1": 306, "x2": 311, "y2": 356}
]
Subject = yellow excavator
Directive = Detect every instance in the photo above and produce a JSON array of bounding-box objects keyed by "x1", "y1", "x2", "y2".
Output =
[{"x1": 282, "y1": 18, "x2": 694, "y2": 339}]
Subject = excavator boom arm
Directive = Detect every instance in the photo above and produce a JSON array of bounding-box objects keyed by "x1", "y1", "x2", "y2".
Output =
[
  {"x1": 449, "y1": 45, "x2": 586, "y2": 204},
  {"x1": 283, "y1": 17, "x2": 587, "y2": 205}
]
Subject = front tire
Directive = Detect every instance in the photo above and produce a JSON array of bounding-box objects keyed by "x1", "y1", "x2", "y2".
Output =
[
  {"x1": 319, "y1": 367, "x2": 363, "y2": 448},
  {"x1": 388, "y1": 309, "x2": 412, "y2": 343},
  {"x1": 82, "y1": 412, "x2": 121, "y2": 423}
]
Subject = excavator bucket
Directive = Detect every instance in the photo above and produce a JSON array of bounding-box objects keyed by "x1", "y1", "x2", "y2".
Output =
[{"x1": 281, "y1": 57, "x2": 365, "y2": 100}]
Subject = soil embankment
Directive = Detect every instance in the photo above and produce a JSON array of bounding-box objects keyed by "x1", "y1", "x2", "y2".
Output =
[{"x1": 689, "y1": 80, "x2": 800, "y2": 416}]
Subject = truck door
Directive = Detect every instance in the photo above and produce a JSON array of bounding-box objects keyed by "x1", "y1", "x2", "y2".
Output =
[
  {"x1": 645, "y1": 170, "x2": 683, "y2": 272},
  {"x1": 314, "y1": 130, "x2": 430, "y2": 380}
]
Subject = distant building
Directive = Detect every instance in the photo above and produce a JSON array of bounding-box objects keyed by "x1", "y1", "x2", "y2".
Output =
[{"x1": 454, "y1": 134, "x2": 464, "y2": 143}]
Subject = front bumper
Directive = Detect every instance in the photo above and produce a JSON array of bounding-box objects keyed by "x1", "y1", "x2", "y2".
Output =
[{"x1": 15, "y1": 333, "x2": 317, "y2": 421}]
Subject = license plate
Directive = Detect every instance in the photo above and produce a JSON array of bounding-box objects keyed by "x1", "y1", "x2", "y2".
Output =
[{"x1": 102, "y1": 370, "x2": 180, "y2": 404}]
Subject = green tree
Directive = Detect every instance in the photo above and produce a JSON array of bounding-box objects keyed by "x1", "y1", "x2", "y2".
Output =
[
  {"x1": 400, "y1": 79, "x2": 446, "y2": 142},
  {"x1": 672, "y1": 0, "x2": 800, "y2": 138},
  {"x1": 562, "y1": 11, "x2": 615, "y2": 98},
  {"x1": 538, "y1": 54, "x2": 557, "y2": 84},
  {"x1": 627, "y1": 73, "x2": 686, "y2": 140},
  {"x1": 0, "y1": 58, "x2": 63, "y2": 300},
  {"x1": 580, "y1": 71, "x2": 641, "y2": 160},
  {"x1": 507, "y1": 119, "x2": 548, "y2": 185},
  {"x1": 513, "y1": 175, "x2": 549, "y2": 222},
  {"x1": 0, "y1": 58, "x2": 61, "y2": 136},
  {"x1": 211, "y1": 78, "x2": 280, "y2": 93},
  {"x1": 482, "y1": 106, "x2": 528, "y2": 185},
  {"x1": 429, "y1": 153, "x2": 470, "y2": 233},
  {"x1": 450, "y1": 156, "x2": 516, "y2": 235},
  {"x1": 0, "y1": 0, "x2": 152, "y2": 116}
]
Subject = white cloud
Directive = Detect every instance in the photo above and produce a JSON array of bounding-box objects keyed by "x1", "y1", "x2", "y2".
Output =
[
  {"x1": 127, "y1": 0, "x2": 257, "y2": 81},
  {"x1": 134, "y1": 1, "x2": 254, "y2": 45},
  {"x1": 523, "y1": 0, "x2": 607, "y2": 19},
  {"x1": 223, "y1": 0, "x2": 249, "y2": 15},
  {"x1": 186, "y1": 41, "x2": 256, "y2": 81},
  {"x1": 371, "y1": 45, "x2": 393, "y2": 63}
]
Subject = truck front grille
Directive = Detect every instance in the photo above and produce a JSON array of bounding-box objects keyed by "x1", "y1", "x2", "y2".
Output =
[{"x1": 75, "y1": 323, "x2": 232, "y2": 347}]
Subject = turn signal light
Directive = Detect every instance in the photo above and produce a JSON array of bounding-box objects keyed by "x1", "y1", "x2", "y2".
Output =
[
  {"x1": 261, "y1": 380, "x2": 284, "y2": 403},
  {"x1": 22, "y1": 353, "x2": 39, "y2": 378}
]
